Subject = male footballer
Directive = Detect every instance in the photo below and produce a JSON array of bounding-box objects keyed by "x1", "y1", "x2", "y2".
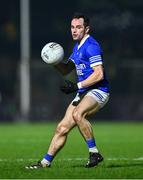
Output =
[{"x1": 26, "y1": 12, "x2": 109, "y2": 169}]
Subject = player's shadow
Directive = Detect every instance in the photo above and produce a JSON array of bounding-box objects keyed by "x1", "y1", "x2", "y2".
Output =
[{"x1": 105, "y1": 162, "x2": 143, "y2": 168}]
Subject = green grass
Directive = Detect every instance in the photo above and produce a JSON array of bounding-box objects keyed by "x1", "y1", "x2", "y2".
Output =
[{"x1": 0, "y1": 122, "x2": 143, "y2": 179}]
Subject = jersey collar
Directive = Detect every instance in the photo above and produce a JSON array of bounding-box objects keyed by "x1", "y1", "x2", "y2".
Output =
[{"x1": 78, "y1": 34, "x2": 90, "y2": 50}]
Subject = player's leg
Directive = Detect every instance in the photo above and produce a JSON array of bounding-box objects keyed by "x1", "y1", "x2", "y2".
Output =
[
  {"x1": 26, "y1": 103, "x2": 76, "y2": 169},
  {"x1": 73, "y1": 95, "x2": 99, "y2": 146},
  {"x1": 43, "y1": 104, "x2": 76, "y2": 164},
  {"x1": 72, "y1": 90, "x2": 109, "y2": 167}
]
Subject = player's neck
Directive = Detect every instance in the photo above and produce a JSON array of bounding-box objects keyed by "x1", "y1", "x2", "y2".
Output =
[{"x1": 78, "y1": 34, "x2": 90, "y2": 49}]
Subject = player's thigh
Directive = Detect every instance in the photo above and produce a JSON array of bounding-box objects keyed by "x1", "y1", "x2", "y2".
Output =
[
  {"x1": 58, "y1": 103, "x2": 76, "y2": 130},
  {"x1": 85, "y1": 89, "x2": 109, "y2": 116},
  {"x1": 76, "y1": 95, "x2": 100, "y2": 118}
]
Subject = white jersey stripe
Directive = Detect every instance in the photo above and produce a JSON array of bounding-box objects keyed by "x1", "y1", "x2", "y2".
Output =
[
  {"x1": 90, "y1": 58, "x2": 102, "y2": 63},
  {"x1": 89, "y1": 55, "x2": 102, "y2": 59},
  {"x1": 90, "y1": 62, "x2": 102, "y2": 67}
]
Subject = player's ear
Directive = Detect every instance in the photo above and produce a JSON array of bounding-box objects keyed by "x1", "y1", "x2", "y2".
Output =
[{"x1": 85, "y1": 26, "x2": 90, "y2": 34}]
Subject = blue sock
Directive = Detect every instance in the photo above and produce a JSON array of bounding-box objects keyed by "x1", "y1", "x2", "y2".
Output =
[
  {"x1": 44, "y1": 153, "x2": 54, "y2": 162},
  {"x1": 86, "y1": 139, "x2": 96, "y2": 148}
]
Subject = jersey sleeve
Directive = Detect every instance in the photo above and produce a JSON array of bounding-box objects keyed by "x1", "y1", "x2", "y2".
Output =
[
  {"x1": 86, "y1": 44, "x2": 103, "y2": 67},
  {"x1": 69, "y1": 52, "x2": 74, "y2": 62}
]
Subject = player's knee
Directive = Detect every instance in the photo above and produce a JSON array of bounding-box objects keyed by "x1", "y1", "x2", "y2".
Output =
[
  {"x1": 56, "y1": 124, "x2": 69, "y2": 136},
  {"x1": 72, "y1": 108, "x2": 83, "y2": 124}
]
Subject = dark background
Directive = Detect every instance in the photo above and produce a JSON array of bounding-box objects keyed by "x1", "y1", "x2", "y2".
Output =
[{"x1": 0, "y1": 0, "x2": 143, "y2": 121}]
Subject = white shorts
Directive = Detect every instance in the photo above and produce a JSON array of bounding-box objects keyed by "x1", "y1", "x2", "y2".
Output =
[
  {"x1": 85, "y1": 89, "x2": 109, "y2": 108},
  {"x1": 72, "y1": 89, "x2": 109, "y2": 108}
]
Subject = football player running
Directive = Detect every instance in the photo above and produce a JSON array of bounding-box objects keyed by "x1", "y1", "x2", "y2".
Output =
[{"x1": 26, "y1": 12, "x2": 109, "y2": 169}]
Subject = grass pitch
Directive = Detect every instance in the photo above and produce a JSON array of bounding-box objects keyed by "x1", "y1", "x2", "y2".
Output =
[{"x1": 0, "y1": 122, "x2": 143, "y2": 179}]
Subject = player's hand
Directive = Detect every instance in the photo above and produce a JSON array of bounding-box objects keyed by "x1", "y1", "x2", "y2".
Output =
[{"x1": 60, "y1": 80, "x2": 78, "y2": 94}]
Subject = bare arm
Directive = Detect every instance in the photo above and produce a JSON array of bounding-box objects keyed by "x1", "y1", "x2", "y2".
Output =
[
  {"x1": 60, "y1": 64, "x2": 104, "y2": 94},
  {"x1": 79, "y1": 65, "x2": 104, "y2": 88},
  {"x1": 54, "y1": 61, "x2": 75, "y2": 76}
]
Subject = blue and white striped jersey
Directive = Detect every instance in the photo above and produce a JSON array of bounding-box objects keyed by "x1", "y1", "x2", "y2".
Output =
[{"x1": 69, "y1": 35, "x2": 109, "y2": 93}]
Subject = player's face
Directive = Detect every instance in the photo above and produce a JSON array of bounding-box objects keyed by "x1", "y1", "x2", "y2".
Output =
[{"x1": 71, "y1": 18, "x2": 89, "y2": 42}]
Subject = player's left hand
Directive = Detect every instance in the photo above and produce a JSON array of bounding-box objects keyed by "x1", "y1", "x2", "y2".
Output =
[{"x1": 60, "y1": 80, "x2": 78, "y2": 94}]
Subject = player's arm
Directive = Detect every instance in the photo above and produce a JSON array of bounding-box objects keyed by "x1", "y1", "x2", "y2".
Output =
[
  {"x1": 60, "y1": 65, "x2": 104, "y2": 94},
  {"x1": 54, "y1": 60, "x2": 75, "y2": 76},
  {"x1": 78, "y1": 43, "x2": 104, "y2": 88},
  {"x1": 78, "y1": 65, "x2": 103, "y2": 88}
]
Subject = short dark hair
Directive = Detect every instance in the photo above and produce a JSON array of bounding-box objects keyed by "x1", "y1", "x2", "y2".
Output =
[{"x1": 72, "y1": 12, "x2": 90, "y2": 27}]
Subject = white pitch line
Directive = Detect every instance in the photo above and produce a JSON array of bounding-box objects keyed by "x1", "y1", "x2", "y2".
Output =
[
  {"x1": 0, "y1": 157, "x2": 143, "y2": 162},
  {"x1": 60, "y1": 157, "x2": 143, "y2": 161}
]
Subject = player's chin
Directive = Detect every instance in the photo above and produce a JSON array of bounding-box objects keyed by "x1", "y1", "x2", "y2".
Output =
[{"x1": 72, "y1": 37, "x2": 79, "y2": 41}]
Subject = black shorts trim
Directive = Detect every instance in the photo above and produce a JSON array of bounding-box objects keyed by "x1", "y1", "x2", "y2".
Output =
[{"x1": 72, "y1": 92, "x2": 86, "y2": 106}]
